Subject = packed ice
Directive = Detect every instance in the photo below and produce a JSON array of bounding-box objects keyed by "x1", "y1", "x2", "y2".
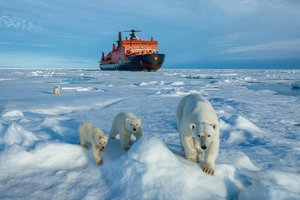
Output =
[{"x1": 0, "y1": 69, "x2": 299, "y2": 199}]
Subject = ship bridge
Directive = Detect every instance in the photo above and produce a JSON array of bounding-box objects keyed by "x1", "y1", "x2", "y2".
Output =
[{"x1": 121, "y1": 29, "x2": 158, "y2": 55}]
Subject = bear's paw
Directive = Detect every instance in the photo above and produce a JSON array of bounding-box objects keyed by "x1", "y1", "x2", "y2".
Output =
[
  {"x1": 96, "y1": 159, "x2": 103, "y2": 166},
  {"x1": 202, "y1": 163, "x2": 215, "y2": 176},
  {"x1": 187, "y1": 155, "x2": 198, "y2": 163}
]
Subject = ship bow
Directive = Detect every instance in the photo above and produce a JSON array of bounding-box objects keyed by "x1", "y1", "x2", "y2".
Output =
[{"x1": 119, "y1": 54, "x2": 165, "y2": 71}]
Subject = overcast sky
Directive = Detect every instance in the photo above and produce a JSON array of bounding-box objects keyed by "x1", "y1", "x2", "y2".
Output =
[{"x1": 1, "y1": 0, "x2": 300, "y2": 69}]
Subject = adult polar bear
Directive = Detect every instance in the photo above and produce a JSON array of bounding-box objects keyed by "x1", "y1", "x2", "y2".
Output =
[{"x1": 176, "y1": 94, "x2": 220, "y2": 175}]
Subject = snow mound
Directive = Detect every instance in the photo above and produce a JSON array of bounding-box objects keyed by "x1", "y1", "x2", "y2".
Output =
[
  {"x1": 155, "y1": 88, "x2": 203, "y2": 97},
  {"x1": 0, "y1": 122, "x2": 39, "y2": 149},
  {"x1": 2, "y1": 110, "x2": 24, "y2": 120},
  {"x1": 170, "y1": 81, "x2": 185, "y2": 86},
  {"x1": 228, "y1": 115, "x2": 261, "y2": 132},
  {"x1": 155, "y1": 87, "x2": 182, "y2": 96},
  {"x1": 219, "y1": 150, "x2": 260, "y2": 171},
  {"x1": 243, "y1": 76, "x2": 256, "y2": 82},
  {"x1": 101, "y1": 136, "x2": 243, "y2": 200},
  {"x1": 128, "y1": 136, "x2": 178, "y2": 165},
  {"x1": 39, "y1": 117, "x2": 65, "y2": 135},
  {"x1": 31, "y1": 70, "x2": 44, "y2": 77},
  {"x1": 221, "y1": 115, "x2": 264, "y2": 145},
  {"x1": 0, "y1": 142, "x2": 88, "y2": 174},
  {"x1": 29, "y1": 106, "x2": 75, "y2": 115},
  {"x1": 136, "y1": 81, "x2": 184, "y2": 87},
  {"x1": 136, "y1": 81, "x2": 160, "y2": 86},
  {"x1": 0, "y1": 78, "x2": 15, "y2": 81},
  {"x1": 239, "y1": 170, "x2": 300, "y2": 199},
  {"x1": 182, "y1": 74, "x2": 215, "y2": 79},
  {"x1": 62, "y1": 86, "x2": 100, "y2": 92},
  {"x1": 226, "y1": 130, "x2": 250, "y2": 144}
]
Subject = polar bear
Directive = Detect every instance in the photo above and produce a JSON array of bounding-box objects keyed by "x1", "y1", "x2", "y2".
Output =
[
  {"x1": 176, "y1": 94, "x2": 220, "y2": 175},
  {"x1": 79, "y1": 122, "x2": 108, "y2": 166},
  {"x1": 109, "y1": 112, "x2": 142, "y2": 151}
]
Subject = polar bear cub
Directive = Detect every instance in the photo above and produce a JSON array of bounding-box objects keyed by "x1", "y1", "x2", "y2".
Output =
[
  {"x1": 176, "y1": 94, "x2": 220, "y2": 175},
  {"x1": 110, "y1": 112, "x2": 142, "y2": 151},
  {"x1": 79, "y1": 122, "x2": 108, "y2": 166}
]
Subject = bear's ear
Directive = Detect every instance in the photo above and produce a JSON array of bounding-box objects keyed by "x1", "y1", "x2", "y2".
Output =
[
  {"x1": 126, "y1": 118, "x2": 130, "y2": 123},
  {"x1": 210, "y1": 123, "x2": 217, "y2": 130},
  {"x1": 190, "y1": 123, "x2": 196, "y2": 130}
]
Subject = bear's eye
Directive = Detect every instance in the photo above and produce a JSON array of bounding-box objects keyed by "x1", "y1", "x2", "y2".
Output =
[
  {"x1": 197, "y1": 134, "x2": 200, "y2": 137},
  {"x1": 131, "y1": 123, "x2": 133, "y2": 126},
  {"x1": 212, "y1": 124, "x2": 216, "y2": 130},
  {"x1": 207, "y1": 135, "x2": 211, "y2": 137}
]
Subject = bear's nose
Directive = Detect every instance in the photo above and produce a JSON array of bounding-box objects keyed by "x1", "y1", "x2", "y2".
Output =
[
  {"x1": 133, "y1": 128, "x2": 137, "y2": 132},
  {"x1": 201, "y1": 146, "x2": 207, "y2": 150}
]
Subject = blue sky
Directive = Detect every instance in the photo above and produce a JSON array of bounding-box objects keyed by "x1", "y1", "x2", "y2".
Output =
[{"x1": 0, "y1": 0, "x2": 300, "y2": 69}]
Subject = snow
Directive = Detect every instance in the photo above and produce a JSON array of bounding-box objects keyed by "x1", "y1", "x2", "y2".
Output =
[
  {"x1": 2, "y1": 110, "x2": 24, "y2": 120},
  {"x1": 0, "y1": 122, "x2": 39, "y2": 149},
  {"x1": 0, "y1": 69, "x2": 300, "y2": 199},
  {"x1": 62, "y1": 86, "x2": 100, "y2": 92}
]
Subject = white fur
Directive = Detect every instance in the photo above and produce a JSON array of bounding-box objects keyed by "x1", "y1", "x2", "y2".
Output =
[
  {"x1": 79, "y1": 122, "x2": 108, "y2": 166},
  {"x1": 109, "y1": 112, "x2": 142, "y2": 151},
  {"x1": 176, "y1": 94, "x2": 220, "y2": 175}
]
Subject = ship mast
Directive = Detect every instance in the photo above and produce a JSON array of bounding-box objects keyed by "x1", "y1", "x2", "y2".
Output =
[{"x1": 124, "y1": 29, "x2": 141, "y2": 40}]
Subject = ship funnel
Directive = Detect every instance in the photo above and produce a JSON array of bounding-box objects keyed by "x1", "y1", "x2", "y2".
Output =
[
  {"x1": 101, "y1": 52, "x2": 105, "y2": 61},
  {"x1": 118, "y1": 32, "x2": 122, "y2": 47}
]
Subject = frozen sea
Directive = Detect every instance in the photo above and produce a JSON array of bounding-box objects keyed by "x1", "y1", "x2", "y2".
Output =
[{"x1": 0, "y1": 69, "x2": 299, "y2": 200}]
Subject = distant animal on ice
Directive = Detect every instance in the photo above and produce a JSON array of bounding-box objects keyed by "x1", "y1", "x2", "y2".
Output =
[
  {"x1": 53, "y1": 85, "x2": 60, "y2": 95},
  {"x1": 176, "y1": 94, "x2": 220, "y2": 175}
]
